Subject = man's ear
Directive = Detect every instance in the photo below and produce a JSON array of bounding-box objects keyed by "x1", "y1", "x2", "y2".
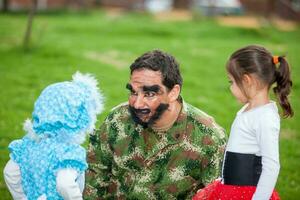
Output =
[{"x1": 168, "y1": 84, "x2": 181, "y2": 102}]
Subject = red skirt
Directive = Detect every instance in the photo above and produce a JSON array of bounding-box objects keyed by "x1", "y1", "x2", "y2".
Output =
[{"x1": 193, "y1": 180, "x2": 280, "y2": 200}]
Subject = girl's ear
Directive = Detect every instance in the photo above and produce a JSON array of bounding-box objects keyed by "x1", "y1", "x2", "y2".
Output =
[
  {"x1": 242, "y1": 74, "x2": 253, "y2": 87},
  {"x1": 168, "y1": 84, "x2": 181, "y2": 102}
]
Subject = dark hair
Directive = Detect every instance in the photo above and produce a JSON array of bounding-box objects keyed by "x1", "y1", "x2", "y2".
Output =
[
  {"x1": 227, "y1": 45, "x2": 293, "y2": 118},
  {"x1": 130, "y1": 50, "x2": 183, "y2": 91}
]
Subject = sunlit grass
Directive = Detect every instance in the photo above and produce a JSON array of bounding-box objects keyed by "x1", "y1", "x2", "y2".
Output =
[{"x1": 0, "y1": 10, "x2": 299, "y2": 199}]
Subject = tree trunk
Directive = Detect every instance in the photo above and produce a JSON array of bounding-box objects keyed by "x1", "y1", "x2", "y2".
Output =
[
  {"x1": 23, "y1": 0, "x2": 38, "y2": 50},
  {"x1": 266, "y1": 0, "x2": 276, "y2": 19},
  {"x1": 2, "y1": 0, "x2": 9, "y2": 12}
]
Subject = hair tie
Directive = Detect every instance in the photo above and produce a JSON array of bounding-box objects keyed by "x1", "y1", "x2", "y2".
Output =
[{"x1": 273, "y1": 56, "x2": 280, "y2": 65}]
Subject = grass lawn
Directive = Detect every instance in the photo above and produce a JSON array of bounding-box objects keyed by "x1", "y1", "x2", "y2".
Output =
[{"x1": 0, "y1": 10, "x2": 299, "y2": 199}]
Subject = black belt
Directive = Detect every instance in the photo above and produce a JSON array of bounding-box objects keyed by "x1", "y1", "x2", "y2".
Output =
[{"x1": 223, "y1": 151, "x2": 262, "y2": 186}]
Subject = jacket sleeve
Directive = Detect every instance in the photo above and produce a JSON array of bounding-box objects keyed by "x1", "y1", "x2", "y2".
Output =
[
  {"x1": 56, "y1": 168, "x2": 84, "y2": 200},
  {"x1": 83, "y1": 119, "x2": 115, "y2": 199},
  {"x1": 199, "y1": 121, "x2": 227, "y2": 186},
  {"x1": 3, "y1": 159, "x2": 27, "y2": 200},
  {"x1": 252, "y1": 113, "x2": 280, "y2": 200}
]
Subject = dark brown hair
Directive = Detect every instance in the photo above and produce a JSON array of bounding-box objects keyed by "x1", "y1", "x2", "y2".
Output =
[
  {"x1": 227, "y1": 45, "x2": 293, "y2": 118},
  {"x1": 130, "y1": 50, "x2": 182, "y2": 91}
]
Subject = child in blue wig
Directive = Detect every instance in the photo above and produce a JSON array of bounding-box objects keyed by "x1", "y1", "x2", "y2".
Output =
[{"x1": 3, "y1": 72, "x2": 104, "y2": 200}]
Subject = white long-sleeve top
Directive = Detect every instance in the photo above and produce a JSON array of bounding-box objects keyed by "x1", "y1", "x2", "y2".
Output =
[
  {"x1": 224, "y1": 102, "x2": 280, "y2": 200},
  {"x1": 3, "y1": 159, "x2": 84, "y2": 200}
]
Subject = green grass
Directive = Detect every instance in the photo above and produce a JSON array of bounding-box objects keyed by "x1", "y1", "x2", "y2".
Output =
[{"x1": 0, "y1": 10, "x2": 299, "y2": 199}]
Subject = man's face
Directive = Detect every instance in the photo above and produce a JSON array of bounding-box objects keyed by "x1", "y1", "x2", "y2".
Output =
[{"x1": 127, "y1": 69, "x2": 170, "y2": 127}]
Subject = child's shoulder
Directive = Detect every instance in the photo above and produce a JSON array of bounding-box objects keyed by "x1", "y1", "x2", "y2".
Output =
[
  {"x1": 249, "y1": 103, "x2": 280, "y2": 131},
  {"x1": 242, "y1": 102, "x2": 279, "y2": 119}
]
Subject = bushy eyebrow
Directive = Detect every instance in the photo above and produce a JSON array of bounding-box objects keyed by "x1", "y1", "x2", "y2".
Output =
[
  {"x1": 143, "y1": 85, "x2": 160, "y2": 93},
  {"x1": 126, "y1": 83, "x2": 161, "y2": 94}
]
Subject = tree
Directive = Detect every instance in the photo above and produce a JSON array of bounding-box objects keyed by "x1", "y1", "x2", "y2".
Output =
[
  {"x1": 2, "y1": 0, "x2": 9, "y2": 12},
  {"x1": 23, "y1": 0, "x2": 38, "y2": 50}
]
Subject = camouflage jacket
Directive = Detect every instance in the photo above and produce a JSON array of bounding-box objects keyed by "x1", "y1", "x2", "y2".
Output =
[{"x1": 84, "y1": 101, "x2": 226, "y2": 200}]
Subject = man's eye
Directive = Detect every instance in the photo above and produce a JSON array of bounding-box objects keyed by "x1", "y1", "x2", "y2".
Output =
[
  {"x1": 130, "y1": 91, "x2": 138, "y2": 96},
  {"x1": 144, "y1": 91, "x2": 156, "y2": 97},
  {"x1": 228, "y1": 80, "x2": 233, "y2": 85}
]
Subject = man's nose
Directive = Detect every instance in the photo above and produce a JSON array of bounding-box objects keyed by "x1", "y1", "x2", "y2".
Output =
[{"x1": 133, "y1": 94, "x2": 145, "y2": 109}]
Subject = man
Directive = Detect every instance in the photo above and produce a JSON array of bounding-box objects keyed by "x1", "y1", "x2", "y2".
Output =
[{"x1": 84, "y1": 50, "x2": 226, "y2": 199}]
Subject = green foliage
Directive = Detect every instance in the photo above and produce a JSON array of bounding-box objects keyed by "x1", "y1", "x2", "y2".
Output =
[{"x1": 0, "y1": 10, "x2": 299, "y2": 199}]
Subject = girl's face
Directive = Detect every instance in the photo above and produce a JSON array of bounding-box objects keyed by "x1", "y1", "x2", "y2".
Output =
[{"x1": 228, "y1": 74, "x2": 248, "y2": 104}]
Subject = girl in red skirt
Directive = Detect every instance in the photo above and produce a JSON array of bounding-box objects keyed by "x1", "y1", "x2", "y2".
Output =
[{"x1": 193, "y1": 45, "x2": 294, "y2": 200}]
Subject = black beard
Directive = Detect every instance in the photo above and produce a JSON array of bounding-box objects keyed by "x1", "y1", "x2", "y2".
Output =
[{"x1": 129, "y1": 103, "x2": 169, "y2": 128}]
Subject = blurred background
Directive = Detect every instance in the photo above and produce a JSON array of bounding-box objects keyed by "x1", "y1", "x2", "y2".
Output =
[{"x1": 0, "y1": 0, "x2": 299, "y2": 199}]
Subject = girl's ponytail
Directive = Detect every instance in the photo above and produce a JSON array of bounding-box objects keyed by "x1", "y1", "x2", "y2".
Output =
[{"x1": 273, "y1": 56, "x2": 294, "y2": 118}]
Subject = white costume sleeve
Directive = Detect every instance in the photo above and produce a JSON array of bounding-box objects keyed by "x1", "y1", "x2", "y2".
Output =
[
  {"x1": 56, "y1": 168, "x2": 84, "y2": 200},
  {"x1": 252, "y1": 114, "x2": 280, "y2": 200},
  {"x1": 3, "y1": 159, "x2": 27, "y2": 200}
]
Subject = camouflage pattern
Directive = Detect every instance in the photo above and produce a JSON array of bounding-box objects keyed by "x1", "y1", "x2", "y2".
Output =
[{"x1": 84, "y1": 101, "x2": 226, "y2": 200}]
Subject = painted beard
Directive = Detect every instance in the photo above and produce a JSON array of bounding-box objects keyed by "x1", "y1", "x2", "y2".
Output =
[{"x1": 129, "y1": 103, "x2": 169, "y2": 128}]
